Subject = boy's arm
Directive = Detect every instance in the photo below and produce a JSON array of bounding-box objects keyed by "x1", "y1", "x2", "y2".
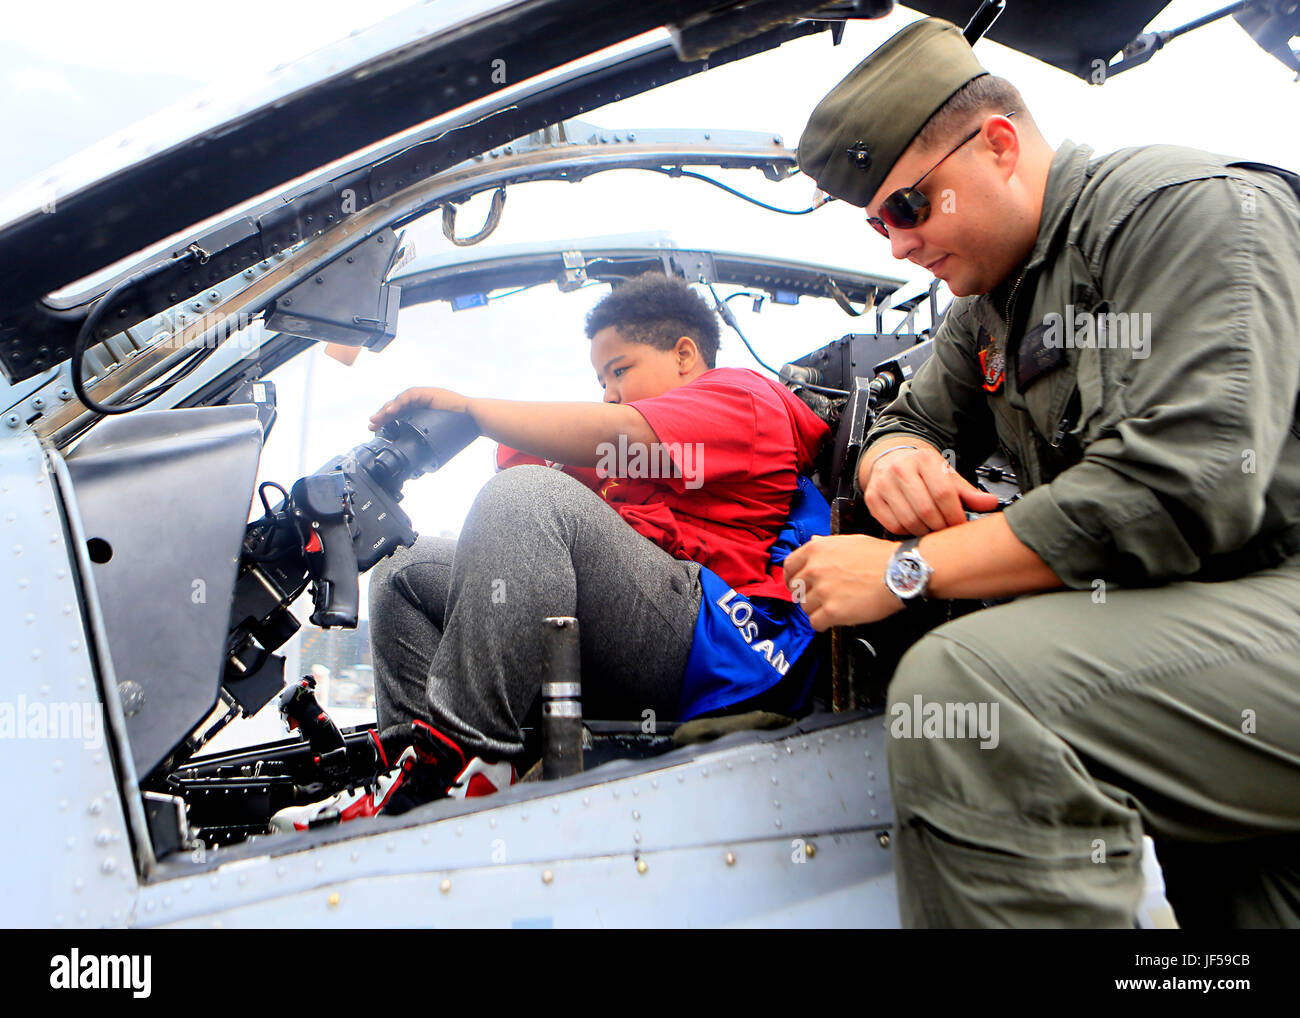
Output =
[{"x1": 368, "y1": 386, "x2": 657, "y2": 465}]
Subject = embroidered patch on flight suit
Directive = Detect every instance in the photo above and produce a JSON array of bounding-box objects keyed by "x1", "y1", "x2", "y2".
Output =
[
  {"x1": 977, "y1": 326, "x2": 1004, "y2": 393},
  {"x1": 1016, "y1": 321, "x2": 1066, "y2": 391}
]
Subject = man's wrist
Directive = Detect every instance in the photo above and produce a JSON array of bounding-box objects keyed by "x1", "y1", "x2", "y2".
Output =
[{"x1": 861, "y1": 441, "x2": 925, "y2": 488}]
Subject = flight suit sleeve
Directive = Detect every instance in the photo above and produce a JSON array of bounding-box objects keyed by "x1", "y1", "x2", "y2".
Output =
[
  {"x1": 1003, "y1": 173, "x2": 1300, "y2": 586},
  {"x1": 865, "y1": 298, "x2": 999, "y2": 472}
]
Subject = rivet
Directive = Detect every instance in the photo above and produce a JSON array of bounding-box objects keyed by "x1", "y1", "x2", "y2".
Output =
[
  {"x1": 676, "y1": 773, "x2": 685, "y2": 783},
  {"x1": 551, "y1": 803, "x2": 560, "y2": 813},
  {"x1": 328, "y1": 892, "x2": 340, "y2": 907},
  {"x1": 771, "y1": 777, "x2": 779, "y2": 785},
  {"x1": 632, "y1": 810, "x2": 640, "y2": 821},
  {"x1": 541, "y1": 870, "x2": 553, "y2": 885},
  {"x1": 583, "y1": 796, "x2": 590, "y2": 806},
  {"x1": 100, "y1": 858, "x2": 115, "y2": 874},
  {"x1": 774, "y1": 800, "x2": 781, "y2": 809},
  {"x1": 878, "y1": 833, "x2": 891, "y2": 848},
  {"x1": 775, "y1": 819, "x2": 783, "y2": 829},
  {"x1": 633, "y1": 832, "x2": 641, "y2": 843},
  {"x1": 636, "y1": 859, "x2": 648, "y2": 875},
  {"x1": 88, "y1": 799, "x2": 102, "y2": 816},
  {"x1": 440, "y1": 879, "x2": 451, "y2": 894},
  {"x1": 805, "y1": 842, "x2": 816, "y2": 859},
  {"x1": 52, "y1": 759, "x2": 63, "y2": 772},
  {"x1": 489, "y1": 818, "x2": 496, "y2": 828},
  {"x1": 701, "y1": 768, "x2": 708, "y2": 778},
  {"x1": 350, "y1": 851, "x2": 359, "y2": 862},
  {"x1": 725, "y1": 852, "x2": 736, "y2": 866}
]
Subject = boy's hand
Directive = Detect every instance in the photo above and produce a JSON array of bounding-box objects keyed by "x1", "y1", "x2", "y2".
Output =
[
  {"x1": 369, "y1": 387, "x2": 470, "y2": 431},
  {"x1": 859, "y1": 442, "x2": 998, "y2": 535},
  {"x1": 783, "y1": 534, "x2": 904, "y2": 631}
]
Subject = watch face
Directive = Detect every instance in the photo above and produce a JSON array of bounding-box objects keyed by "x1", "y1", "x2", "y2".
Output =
[{"x1": 887, "y1": 553, "x2": 928, "y2": 598}]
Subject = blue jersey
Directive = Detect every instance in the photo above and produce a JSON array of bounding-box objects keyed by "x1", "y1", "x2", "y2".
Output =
[{"x1": 678, "y1": 476, "x2": 830, "y2": 719}]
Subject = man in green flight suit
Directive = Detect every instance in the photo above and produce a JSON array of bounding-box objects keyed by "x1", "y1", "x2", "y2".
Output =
[{"x1": 784, "y1": 16, "x2": 1300, "y2": 927}]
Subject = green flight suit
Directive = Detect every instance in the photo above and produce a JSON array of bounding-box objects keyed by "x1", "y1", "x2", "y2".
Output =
[{"x1": 868, "y1": 139, "x2": 1300, "y2": 927}]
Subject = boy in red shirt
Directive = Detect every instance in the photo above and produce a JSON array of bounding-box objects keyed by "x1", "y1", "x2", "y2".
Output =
[{"x1": 277, "y1": 273, "x2": 828, "y2": 826}]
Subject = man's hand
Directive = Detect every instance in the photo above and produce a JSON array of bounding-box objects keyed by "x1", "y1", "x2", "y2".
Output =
[
  {"x1": 369, "y1": 387, "x2": 469, "y2": 431},
  {"x1": 859, "y1": 442, "x2": 998, "y2": 534},
  {"x1": 783, "y1": 534, "x2": 905, "y2": 631}
]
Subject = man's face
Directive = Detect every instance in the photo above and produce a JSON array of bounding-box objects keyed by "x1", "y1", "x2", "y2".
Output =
[
  {"x1": 863, "y1": 114, "x2": 1027, "y2": 297},
  {"x1": 590, "y1": 326, "x2": 699, "y2": 404}
]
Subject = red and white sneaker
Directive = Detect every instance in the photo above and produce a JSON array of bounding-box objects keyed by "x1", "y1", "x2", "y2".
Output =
[
  {"x1": 270, "y1": 768, "x2": 404, "y2": 831},
  {"x1": 270, "y1": 728, "x2": 404, "y2": 832},
  {"x1": 447, "y1": 757, "x2": 517, "y2": 799}
]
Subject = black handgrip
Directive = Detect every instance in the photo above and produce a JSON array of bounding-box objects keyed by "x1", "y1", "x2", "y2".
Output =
[
  {"x1": 306, "y1": 519, "x2": 361, "y2": 627},
  {"x1": 380, "y1": 407, "x2": 480, "y2": 477}
]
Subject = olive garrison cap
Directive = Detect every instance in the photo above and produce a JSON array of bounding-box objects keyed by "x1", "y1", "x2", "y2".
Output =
[{"x1": 798, "y1": 18, "x2": 988, "y2": 208}]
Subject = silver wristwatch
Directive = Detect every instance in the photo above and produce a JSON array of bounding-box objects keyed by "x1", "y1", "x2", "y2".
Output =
[{"x1": 884, "y1": 537, "x2": 934, "y2": 605}]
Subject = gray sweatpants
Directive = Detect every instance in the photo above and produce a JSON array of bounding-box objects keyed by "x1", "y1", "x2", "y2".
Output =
[{"x1": 368, "y1": 465, "x2": 702, "y2": 762}]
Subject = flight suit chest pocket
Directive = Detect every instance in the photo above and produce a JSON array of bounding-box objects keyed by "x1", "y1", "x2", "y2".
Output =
[{"x1": 1014, "y1": 319, "x2": 1081, "y2": 463}]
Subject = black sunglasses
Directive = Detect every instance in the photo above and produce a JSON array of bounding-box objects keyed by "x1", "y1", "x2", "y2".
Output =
[{"x1": 866, "y1": 112, "x2": 1016, "y2": 238}]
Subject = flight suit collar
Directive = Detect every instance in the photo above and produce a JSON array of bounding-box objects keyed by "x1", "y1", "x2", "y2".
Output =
[
  {"x1": 982, "y1": 141, "x2": 1091, "y2": 334},
  {"x1": 976, "y1": 141, "x2": 1092, "y2": 419},
  {"x1": 1024, "y1": 139, "x2": 1093, "y2": 274}
]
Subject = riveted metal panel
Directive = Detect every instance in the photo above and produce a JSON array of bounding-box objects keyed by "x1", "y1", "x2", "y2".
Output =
[
  {"x1": 0, "y1": 428, "x2": 139, "y2": 927},
  {"x1": 134, "y1": 716, "x2": 898, "y2": 927}
]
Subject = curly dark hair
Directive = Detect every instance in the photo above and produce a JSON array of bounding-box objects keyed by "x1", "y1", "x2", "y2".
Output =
[{"x1": 584, "y1": 272, "x2": 721, "y2": 368}]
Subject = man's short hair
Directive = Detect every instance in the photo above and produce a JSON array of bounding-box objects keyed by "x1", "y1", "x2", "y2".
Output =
[
  {"x1": 584, "y1": 272, "x2": 721, "y2": 369},
  {"x1": 914, "y1": 74, "x2": 1033, "y2": 153}
]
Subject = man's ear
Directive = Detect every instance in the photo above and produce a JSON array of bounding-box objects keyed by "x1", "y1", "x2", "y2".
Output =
[{"x1": 985, "y1": 113, "x2": 1019, "y2": 177}]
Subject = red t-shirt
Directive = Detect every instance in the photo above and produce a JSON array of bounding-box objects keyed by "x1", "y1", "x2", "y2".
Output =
[{"x1": 495, "y1": 368, "x2": 830, "y2": 601}]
